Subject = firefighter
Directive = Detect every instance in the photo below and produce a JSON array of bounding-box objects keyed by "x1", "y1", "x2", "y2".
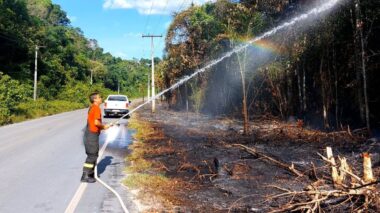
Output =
[{"x1": 81, "y1": 92, "x2": 111, "y2": 183}]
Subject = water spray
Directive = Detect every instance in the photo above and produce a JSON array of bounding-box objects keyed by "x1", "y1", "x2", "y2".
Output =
[
  {"x1": 97, "y1": 1, "x2": 342, "y2": 212},
  {"x1": 112, "y1": 0, "x2": 342, "y2": 125}
]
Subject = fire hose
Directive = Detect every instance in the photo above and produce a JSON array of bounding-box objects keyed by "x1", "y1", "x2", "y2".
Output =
[
  {"x1": 94, "y1": 105, "x2": 140, "y2": 213},
  {"x1": 95, "y1": 130, "x2": 129, "y2": 213}
]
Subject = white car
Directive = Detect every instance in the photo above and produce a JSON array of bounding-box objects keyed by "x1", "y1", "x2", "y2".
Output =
[{"x1": 104, "y1": 95, "x2": 131, "y2": 118}]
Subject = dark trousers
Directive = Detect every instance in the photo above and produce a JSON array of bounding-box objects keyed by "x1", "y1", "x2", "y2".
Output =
[{"x1": 83, "y1": 130, "x2": 100, "y2": 174}]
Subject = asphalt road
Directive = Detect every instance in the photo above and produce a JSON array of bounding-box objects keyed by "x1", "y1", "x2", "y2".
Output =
[{"x1": 0, "y1": 108, "x2": 138, "y2": 212}]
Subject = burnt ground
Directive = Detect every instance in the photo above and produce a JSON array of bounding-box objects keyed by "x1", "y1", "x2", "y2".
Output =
[{"x1": 126, "y1": 100, "x2": 380, "y2": 212}]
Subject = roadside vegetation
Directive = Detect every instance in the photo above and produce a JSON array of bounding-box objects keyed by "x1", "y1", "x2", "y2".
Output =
[
  {"x1": 124, "y1": 114, "x2": 187, "y2": 210},
  {"x1": 0, "y1": 0, "x2": 151, "y2": 125},
  {"x1": 10, "y1": 99, "x2": 84, "y2": 123},
  {"x1": 158, "y1": 0, "x2": 380, "y2": 133}
]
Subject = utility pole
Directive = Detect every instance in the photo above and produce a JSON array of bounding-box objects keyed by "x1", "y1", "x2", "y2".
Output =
[
  {"x1": 142, "y1": 34, "x2": 162, "y2": 113},
  {"x1": 147, "y1": 74, "x2": 150, "y2": 101},
  {"x1": 33, "y1": 45, "x2": 45, "y2": 101},
  {"x1": 88, "y1": 39, "x2": 97, "y2": 85},
  {"x1": 118, "y1": 69, "x2": 121, "y2": 94}
]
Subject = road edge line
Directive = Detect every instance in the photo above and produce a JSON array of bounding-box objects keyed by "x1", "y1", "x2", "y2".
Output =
[{"x1": 64, "y1": 182, "x2": 88, "y2": 213}]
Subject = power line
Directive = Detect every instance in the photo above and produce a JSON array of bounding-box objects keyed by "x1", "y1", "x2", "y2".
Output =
[
  {"x1": 149, "y1": 0, "x2": 173, "y2": 59},
  {"x1": 140, "y1": 1, "x2": 153, "y2": 60},
  {"x1": 141, "y1": 0, "x2": 189, "y2": 60},
  {"x1": 152, "y1": 0, "x2": 170, "y2": 34},
  {"x1": 142, "y1": 0, "x2": 155, "y2": 36},
  {"x1": 140, "y1": 0, "x2": 155, "y2": 61}
]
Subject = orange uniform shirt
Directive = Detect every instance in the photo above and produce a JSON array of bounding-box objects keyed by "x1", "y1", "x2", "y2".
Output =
[{"x1": 88, "y1": 104, "x2": 102, "y2": 133}]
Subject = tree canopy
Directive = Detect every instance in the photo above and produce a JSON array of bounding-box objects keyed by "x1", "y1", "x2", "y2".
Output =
[
  {"x1": 0, "y1": 0, "x2": 150, "y2": 124},
  {"x1": 161, "y1": 0, "x2": 380, "y2": 131}
]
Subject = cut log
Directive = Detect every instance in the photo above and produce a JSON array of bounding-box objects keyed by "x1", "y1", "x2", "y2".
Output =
[
  {"x1": 363, "y1": 152, "x2": 375, "y2": 183},
  {"x1": 319, "y1": 148, "x2": 366, "y2": 186},
  {"x1": 338, "y1": 156, "x2": 352, "y2": 185},
  {"x1": 326, "y1": 147, "x2": 340, "y2": 185},
  {"x1": 233, "y1": 144, "x2": 303, "y2": 177}
]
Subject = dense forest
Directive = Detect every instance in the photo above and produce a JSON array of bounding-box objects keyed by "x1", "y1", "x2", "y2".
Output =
[
  {"x1": 160, "y1": 0, "x2": 380, "y2": 133},
  {"x1": 0, "y1": 0, "x2": 150, "y2": 124},
  {"x1": 1, "y1": 0, "x2": 379, "y2": 133}
]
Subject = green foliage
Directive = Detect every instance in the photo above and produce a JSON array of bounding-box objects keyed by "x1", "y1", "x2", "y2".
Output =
[
  {"x1": 190, "y1": 6, "x2": 224, "y2": 39},
  {"x1": 0, "y1": 107, "x2": 10, "y2": 125},
  {"x1": 164, "y1": 1, "x2": 267, "y2": 76},
  {"x1": 190, "y1": 85, "x2": 205, "y2": 113},
  {"x1": 58, "y1": 82, "x2": 114, "y2": 106},
  {"x1": 26, "y1": 0, "x2": 70, "y2": 26},
  {"x1": 0, "y1": 0, "x2": 150, "y2": 126},
  {"x1": 0, "y1": 72, "x2": 32, "y2": 124},
  {"x1": 266, "y1": 62, "x2": 285, "y2": 81},
  {"x1": 0, "y1": 73, "x2": 32, "y2": 110},
  {"x1": 12, "y1": 99, "x2": 84, "y2": 122},
  {"x1": 57, "y1": 83, "x2": 90, "y2": 105},
  {"x1": 163, "y1": 1, "x2": 267, "y2": 110},
  {"x1": 0, "y1": 0, "x2": 32, "y2": 79},
  {"x1": 104, "y1": 59, "x2": 150, "y2": 98}
]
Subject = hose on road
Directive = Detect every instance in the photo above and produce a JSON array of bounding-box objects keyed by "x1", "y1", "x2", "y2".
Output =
[
  {"x1": 100, "y1": 99, "x2": 148, "y2": 212},
  {"x1": 95, "y1": 127, "x2": 129, "y2": 213}
]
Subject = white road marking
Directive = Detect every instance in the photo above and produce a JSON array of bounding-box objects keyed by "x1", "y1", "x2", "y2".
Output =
[
  {"x1": 63, "y1": 138, "x2": 108, "y2": 213},
  {"x1": 64, "y1": 183, "x2": 88, "y2": 213},
  {"x1": 64, "y1": 126, "x2": 129, "y2": 213}
]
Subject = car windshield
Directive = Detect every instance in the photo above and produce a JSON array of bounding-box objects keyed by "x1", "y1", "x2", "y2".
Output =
[{"x1": 108, "y1": 96, "x2": 127, "y2": 101}]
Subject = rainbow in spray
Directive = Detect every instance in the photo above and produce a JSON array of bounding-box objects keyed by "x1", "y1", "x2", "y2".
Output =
[
  {"x1": 253, "y1": 39, "x2": 284, "y2": 54},
  {"x1": 234, "y1": 36, "x2": 285, "y2": 54}
]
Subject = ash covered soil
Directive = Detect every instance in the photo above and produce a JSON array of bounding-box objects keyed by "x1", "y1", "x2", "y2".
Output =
[{"x1": 127, "y1": 100, "x2": 380, "y2": 212}]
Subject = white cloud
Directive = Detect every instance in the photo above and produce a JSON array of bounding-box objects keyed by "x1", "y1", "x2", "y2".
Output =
[
  {"x1": 103, "y1": 0, "x2": 133, "y2": 9},
  {"x1": 103, "y1": 0, "x2": 215, "y2": 15}
]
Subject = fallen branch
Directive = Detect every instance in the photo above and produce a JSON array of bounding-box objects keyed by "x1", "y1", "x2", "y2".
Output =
[
  {"x1": 177, "y1": 162, "x2": 201, "y2": 182},
  {"x1": 268, "y1": 186, "x2": 377, "y2": 212},
  {"x1": 268, "y1": 147, "x2": 379, "y2": 212},
  {"x1": 349, "y1": 179, "x2": 380, "y2": 190},
  {"x1": 232, "y1": 144, "x2": 304, "y2": 177}
]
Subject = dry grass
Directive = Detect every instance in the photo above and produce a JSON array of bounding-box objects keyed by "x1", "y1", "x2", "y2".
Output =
[
  {"x1": 128, "y1": 117, "x2": 156, "y2": 140},
  {"x1": 123, "y1": 173, "x2": 170, "y2": 189},
  {"x1": 125, "y1": 158, "x2": 152, "y2": 173},
  {"x1": 125, "y1": 114, "x2": 186, "y2": 209}
]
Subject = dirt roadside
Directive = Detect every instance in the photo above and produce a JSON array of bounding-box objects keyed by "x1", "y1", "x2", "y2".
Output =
[{"x1": 124, "y1": 100, "x2": 380, "y2": 212}]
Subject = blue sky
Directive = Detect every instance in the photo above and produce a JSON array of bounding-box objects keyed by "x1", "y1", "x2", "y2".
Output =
[{"x1": 52, "y1": 0, "x2": 214, "y2": 60}]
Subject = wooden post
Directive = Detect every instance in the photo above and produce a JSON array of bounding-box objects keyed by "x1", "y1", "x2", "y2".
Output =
[
  {"x1": 326, "y1": 147, "x2": 339, "y2": 185},
  {"x1": 363, "y1": 152, "x2": 375, "y2": 183},
  {"x1": 338, "y1": 156, "x2": 351, "y2": 185}
]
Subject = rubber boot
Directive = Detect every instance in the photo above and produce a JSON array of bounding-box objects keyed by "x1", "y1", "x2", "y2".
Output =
[
  {"x1": 89, "y1": 171, "x2": 96, "y2": 179},
  {"x1": 80, "y1": 171, "x2": 96, "y2": 183}
]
